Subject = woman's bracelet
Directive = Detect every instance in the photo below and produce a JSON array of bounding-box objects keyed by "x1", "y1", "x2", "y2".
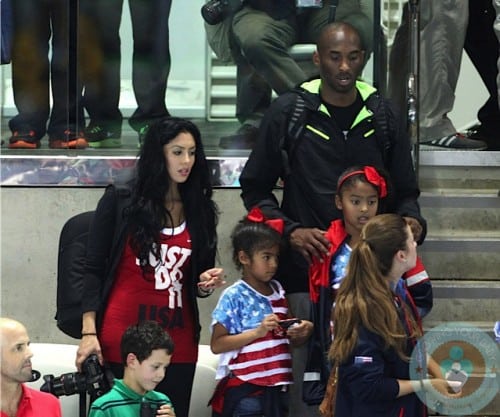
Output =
[{"x1": 81, "y1": 332, "x2": 97, "y2": 337}]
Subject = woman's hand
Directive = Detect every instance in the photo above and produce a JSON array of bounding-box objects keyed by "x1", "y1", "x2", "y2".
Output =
[
  {"x1": 198, "y1": 267, "x2": 226, "y2": 291},
  {"x1": 75, "y1": 335, "x2": 103, "y2": 371}
]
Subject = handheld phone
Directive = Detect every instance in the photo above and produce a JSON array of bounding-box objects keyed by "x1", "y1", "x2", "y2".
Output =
[
  {"x1": 445, "y1": 370, "x2": 468, "y2": 393},
  {"x1": 278, "y1": 318, "x2": 302, "y2": 329}
]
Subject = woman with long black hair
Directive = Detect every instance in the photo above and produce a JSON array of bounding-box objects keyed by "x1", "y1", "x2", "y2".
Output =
[{"x1": 76, "y1": 117, "x2": 224, "y2": 417}]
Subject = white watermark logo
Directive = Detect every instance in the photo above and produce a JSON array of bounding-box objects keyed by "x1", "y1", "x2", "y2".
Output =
[{"x1": 410, "y1": 322, "x2": 499, "y2": 415}]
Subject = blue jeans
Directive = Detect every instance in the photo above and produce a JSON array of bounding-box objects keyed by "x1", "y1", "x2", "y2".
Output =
[
  {"x1": 233, "y1": 390, "x2": 289, "y2": 417},
  {"x1": 233, "y1": 396, "x2": 263, "y2": 417}
]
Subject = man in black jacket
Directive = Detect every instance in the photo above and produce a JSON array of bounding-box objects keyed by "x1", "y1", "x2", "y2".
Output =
[{"x1": 239, "y1": 21, "x2": 426, "y2": 417}]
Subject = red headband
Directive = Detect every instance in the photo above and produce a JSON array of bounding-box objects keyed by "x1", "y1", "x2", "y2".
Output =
[
  {"x1": 337, "y1": 166, "x2": 387, "y2": 198},
  {"x1": 246, "y1": 207, "x2": 284, "y2": 235}
]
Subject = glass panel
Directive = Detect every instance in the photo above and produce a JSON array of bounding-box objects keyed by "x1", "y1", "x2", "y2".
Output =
[{"x1": 1, "y1": 0, "x2": 386, "y2": 186}]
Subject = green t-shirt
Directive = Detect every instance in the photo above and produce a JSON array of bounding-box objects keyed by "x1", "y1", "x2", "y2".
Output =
[{"x1": 89, "y1": 379, "x2": 173, "y2": 417}]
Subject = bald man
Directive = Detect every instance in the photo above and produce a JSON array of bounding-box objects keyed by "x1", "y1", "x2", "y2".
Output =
[
  {"x1": 0, "y1": 318, "x2": 61, "y2": 417},
  {"x1": 240, "y1": 21, "x2": 424, "y2": 417}
]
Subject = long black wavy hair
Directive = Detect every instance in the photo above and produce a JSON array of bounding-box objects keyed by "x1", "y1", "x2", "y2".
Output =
[{"x1": 127, "y1": 117, "x2": 218, "y2": 269}]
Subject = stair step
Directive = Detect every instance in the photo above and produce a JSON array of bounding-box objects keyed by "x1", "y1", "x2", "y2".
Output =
[
  {"x1": 418, "y1": 151, "x2": 500, "y2": 190},
  {"x1": 421, "y1": 234, "x2": 500, "y2": 249},
  {"x1": 420, "y1": 191, "x2": 500, "y2": 204},
  {"x1": 430, "y1": 280, "x2": 500, "y2": 298},
  {"x1": 211, "y1": 85, "x2": 237, "y2": 98},
  {"x1": 209, "y1": 104, "x2": 237, "y2": 119},
  {"x1": 418, "y1": 148, "x2": 500, "y2": 166},
  {"x1": 211, "y1": 66, "x2": 236, "y2": 79}
]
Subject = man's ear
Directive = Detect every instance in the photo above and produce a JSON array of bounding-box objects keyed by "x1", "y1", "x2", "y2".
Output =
[
  {"x1": 313, "y1": 49, "x2": 320, "y2": 67},
  {"x1": 335, "y1": 194, "x2": 343, "y2": 210}
]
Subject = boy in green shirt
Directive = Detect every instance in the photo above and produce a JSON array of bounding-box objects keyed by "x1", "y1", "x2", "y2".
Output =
[{"x1": 89, "y1": 321, "x2": 175, "y2": 417}]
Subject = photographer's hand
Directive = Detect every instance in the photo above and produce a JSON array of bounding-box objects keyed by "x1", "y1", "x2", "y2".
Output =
[{"x1": 76, "y1": 311, "x2": 103, "y2": 371}]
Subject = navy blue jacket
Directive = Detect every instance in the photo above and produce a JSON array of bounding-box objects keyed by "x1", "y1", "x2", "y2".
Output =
[{"x1": 335, "y1": 325, "x2": 425, "y2": 417}]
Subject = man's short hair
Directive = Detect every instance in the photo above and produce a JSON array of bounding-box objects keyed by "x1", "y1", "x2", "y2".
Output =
[
  {"x1": 316, "y1": 21, "x2": 364, "y2": 51},
  {"x1": 120, "y1": 321, "x2": 174, "y2": 364}
]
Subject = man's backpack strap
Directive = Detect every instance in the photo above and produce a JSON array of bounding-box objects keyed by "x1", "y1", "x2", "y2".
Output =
[
  {"x1": 365, "y1": 93, "x2": 395, "y2": 165},
  {"x1": 281, "y1": 93, "x2": 310, "y2": 177},
  {"x1": 280, "y1": 90, "x2": 395, "y2": 176}
]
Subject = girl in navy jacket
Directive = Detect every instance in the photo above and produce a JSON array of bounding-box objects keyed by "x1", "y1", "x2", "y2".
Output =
[{"x1": 328, "y1": 214, "x2": 458, "y2": 417}]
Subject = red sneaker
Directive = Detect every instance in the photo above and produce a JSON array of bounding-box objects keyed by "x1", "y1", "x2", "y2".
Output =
[
  {"x1": 49, "y1": 130, "x2": 88, "y2": 149},
  {"x1": 8, "y1": 131, "x2": 40, "y2": 149}
]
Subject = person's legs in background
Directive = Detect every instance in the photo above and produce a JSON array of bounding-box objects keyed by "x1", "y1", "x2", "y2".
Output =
[
  {"x1": 495, "y1": 0, "x2": 500, "y2": 111},
  {"x1": 219, "y1": 6, "x2": 300, "y2": 149},
  {"x1": 8, "y1": 0, "x2": 51, "y2": 148},
  {"x1": 128, "y1": 0, "x2": 172, "y2": 144},
  {"x1": 46, "y1": 0, "x2": 87, "y2": 149},
  {"x1": 389, "y1": 0, "x2": 487, "y2": 150},
  {"x1": 220, "y1": 2, "x2": 373, "y2": 150},
  {"x1": 81, "y1": 0, "x2": 124, "y2": 148},
  {"x1": 219, "y1": 58, "x2": 271, "y2": 149},
  {"x1": 464, "y1": 0, "x2": 500, "y2": 149}
]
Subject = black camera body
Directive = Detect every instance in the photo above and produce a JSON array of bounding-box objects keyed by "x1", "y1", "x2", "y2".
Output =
[
  {"x1": 40, "y1": 354, "x2": 112, "y2": 398},
  {"x1": 140, "y1": 401, "x2": 167, "y2": 417},
  {"x1": 201, "y1": 0, "x2": 245, "y2": 25}
]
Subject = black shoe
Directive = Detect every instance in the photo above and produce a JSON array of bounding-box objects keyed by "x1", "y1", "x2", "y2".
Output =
[
  {"x1": 138, "y1": 124, "x2": 150, "y2": 147},
  {"x1": 466, "y1": 124, "x2": 500, "y2": 150},
  {"x1": 421, "y1": 133, "x2": 487, "y2": 150},
  {"x1": 86, "y1": 124, "x2": 122, "y2": 148},
  {"x1": 219, "y1": 124, "x2": 259, "y2": 150}
]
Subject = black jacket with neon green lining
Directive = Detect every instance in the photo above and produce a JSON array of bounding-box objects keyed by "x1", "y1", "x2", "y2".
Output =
[{"x1": 240, "y1": 78, "x2": 425, "y2": 294}]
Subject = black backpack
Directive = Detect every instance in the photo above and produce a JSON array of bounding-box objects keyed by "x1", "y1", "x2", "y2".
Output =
[{"x1": 55, "y1": 186, "x2": 131, "y2": 338}]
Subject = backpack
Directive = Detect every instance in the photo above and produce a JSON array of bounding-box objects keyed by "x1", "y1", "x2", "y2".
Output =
[
  {"x1": 281, "y1": 90, "x2": 395, "y2": 177},
  {"x1": 55, "y1": 185, "x2": 131, "y2": 338}
]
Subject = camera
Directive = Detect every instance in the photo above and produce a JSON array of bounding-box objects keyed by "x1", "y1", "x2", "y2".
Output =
[
  {"x1": 140, "y1": 401, "x2": 167, "y2": 417},
  {"x1": 201, "y1": 0, "x2": 244, "y2": 25},
  {"x1": 40, "y1": 354, "x2": 112, "y2": 398}
]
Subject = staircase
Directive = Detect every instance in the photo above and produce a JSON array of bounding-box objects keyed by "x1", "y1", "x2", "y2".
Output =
[{"x1": 418, "y1": 148, "x2": 500, "y2": 416}]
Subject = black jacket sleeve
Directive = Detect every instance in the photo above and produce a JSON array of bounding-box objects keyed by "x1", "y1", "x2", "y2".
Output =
[
  {"x1": 239, "y1": 95, "x2": 302, "y2": 236},
  {"x1": 82, "y1": 186, "x2": 126, "y2": 313}
]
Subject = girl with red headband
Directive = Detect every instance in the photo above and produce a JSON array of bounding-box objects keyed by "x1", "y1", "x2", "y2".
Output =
[
  {"x1": 305, "y1": 166, "x2": 433, "y2": 412},
  {"x1": 210, "y1": 207, "x2": 313, "y2": 417}
]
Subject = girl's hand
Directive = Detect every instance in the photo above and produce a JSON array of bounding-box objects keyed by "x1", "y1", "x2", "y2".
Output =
[
  {"x1": 157, "y1": 403, "x2": 175, "y2": 417},
  {"x1": 427, "y1": 378, "x2": 463, "y2": 398},
  {"x1": 287, "y1": 320, "x2": 313, "y2": 346},
  {"x1": 198, "y1": 267, "x2": 226, "y2": 291},
  {"x1": 256, "y1": 314, "x2": 280, "y2": 338}
]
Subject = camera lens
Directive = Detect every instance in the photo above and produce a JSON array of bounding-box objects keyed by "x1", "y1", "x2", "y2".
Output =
[
  {"x1": 201, "y1": 0, "x2": 227, "y2": 25},
  {"x1": 59, "y1": 373, "x2": 88, "y2": 396}
]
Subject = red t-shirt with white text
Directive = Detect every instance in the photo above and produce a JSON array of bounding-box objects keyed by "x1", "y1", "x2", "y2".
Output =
[{"x1": 100, "y1": 222, "x2": 197, "y2": 363}]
